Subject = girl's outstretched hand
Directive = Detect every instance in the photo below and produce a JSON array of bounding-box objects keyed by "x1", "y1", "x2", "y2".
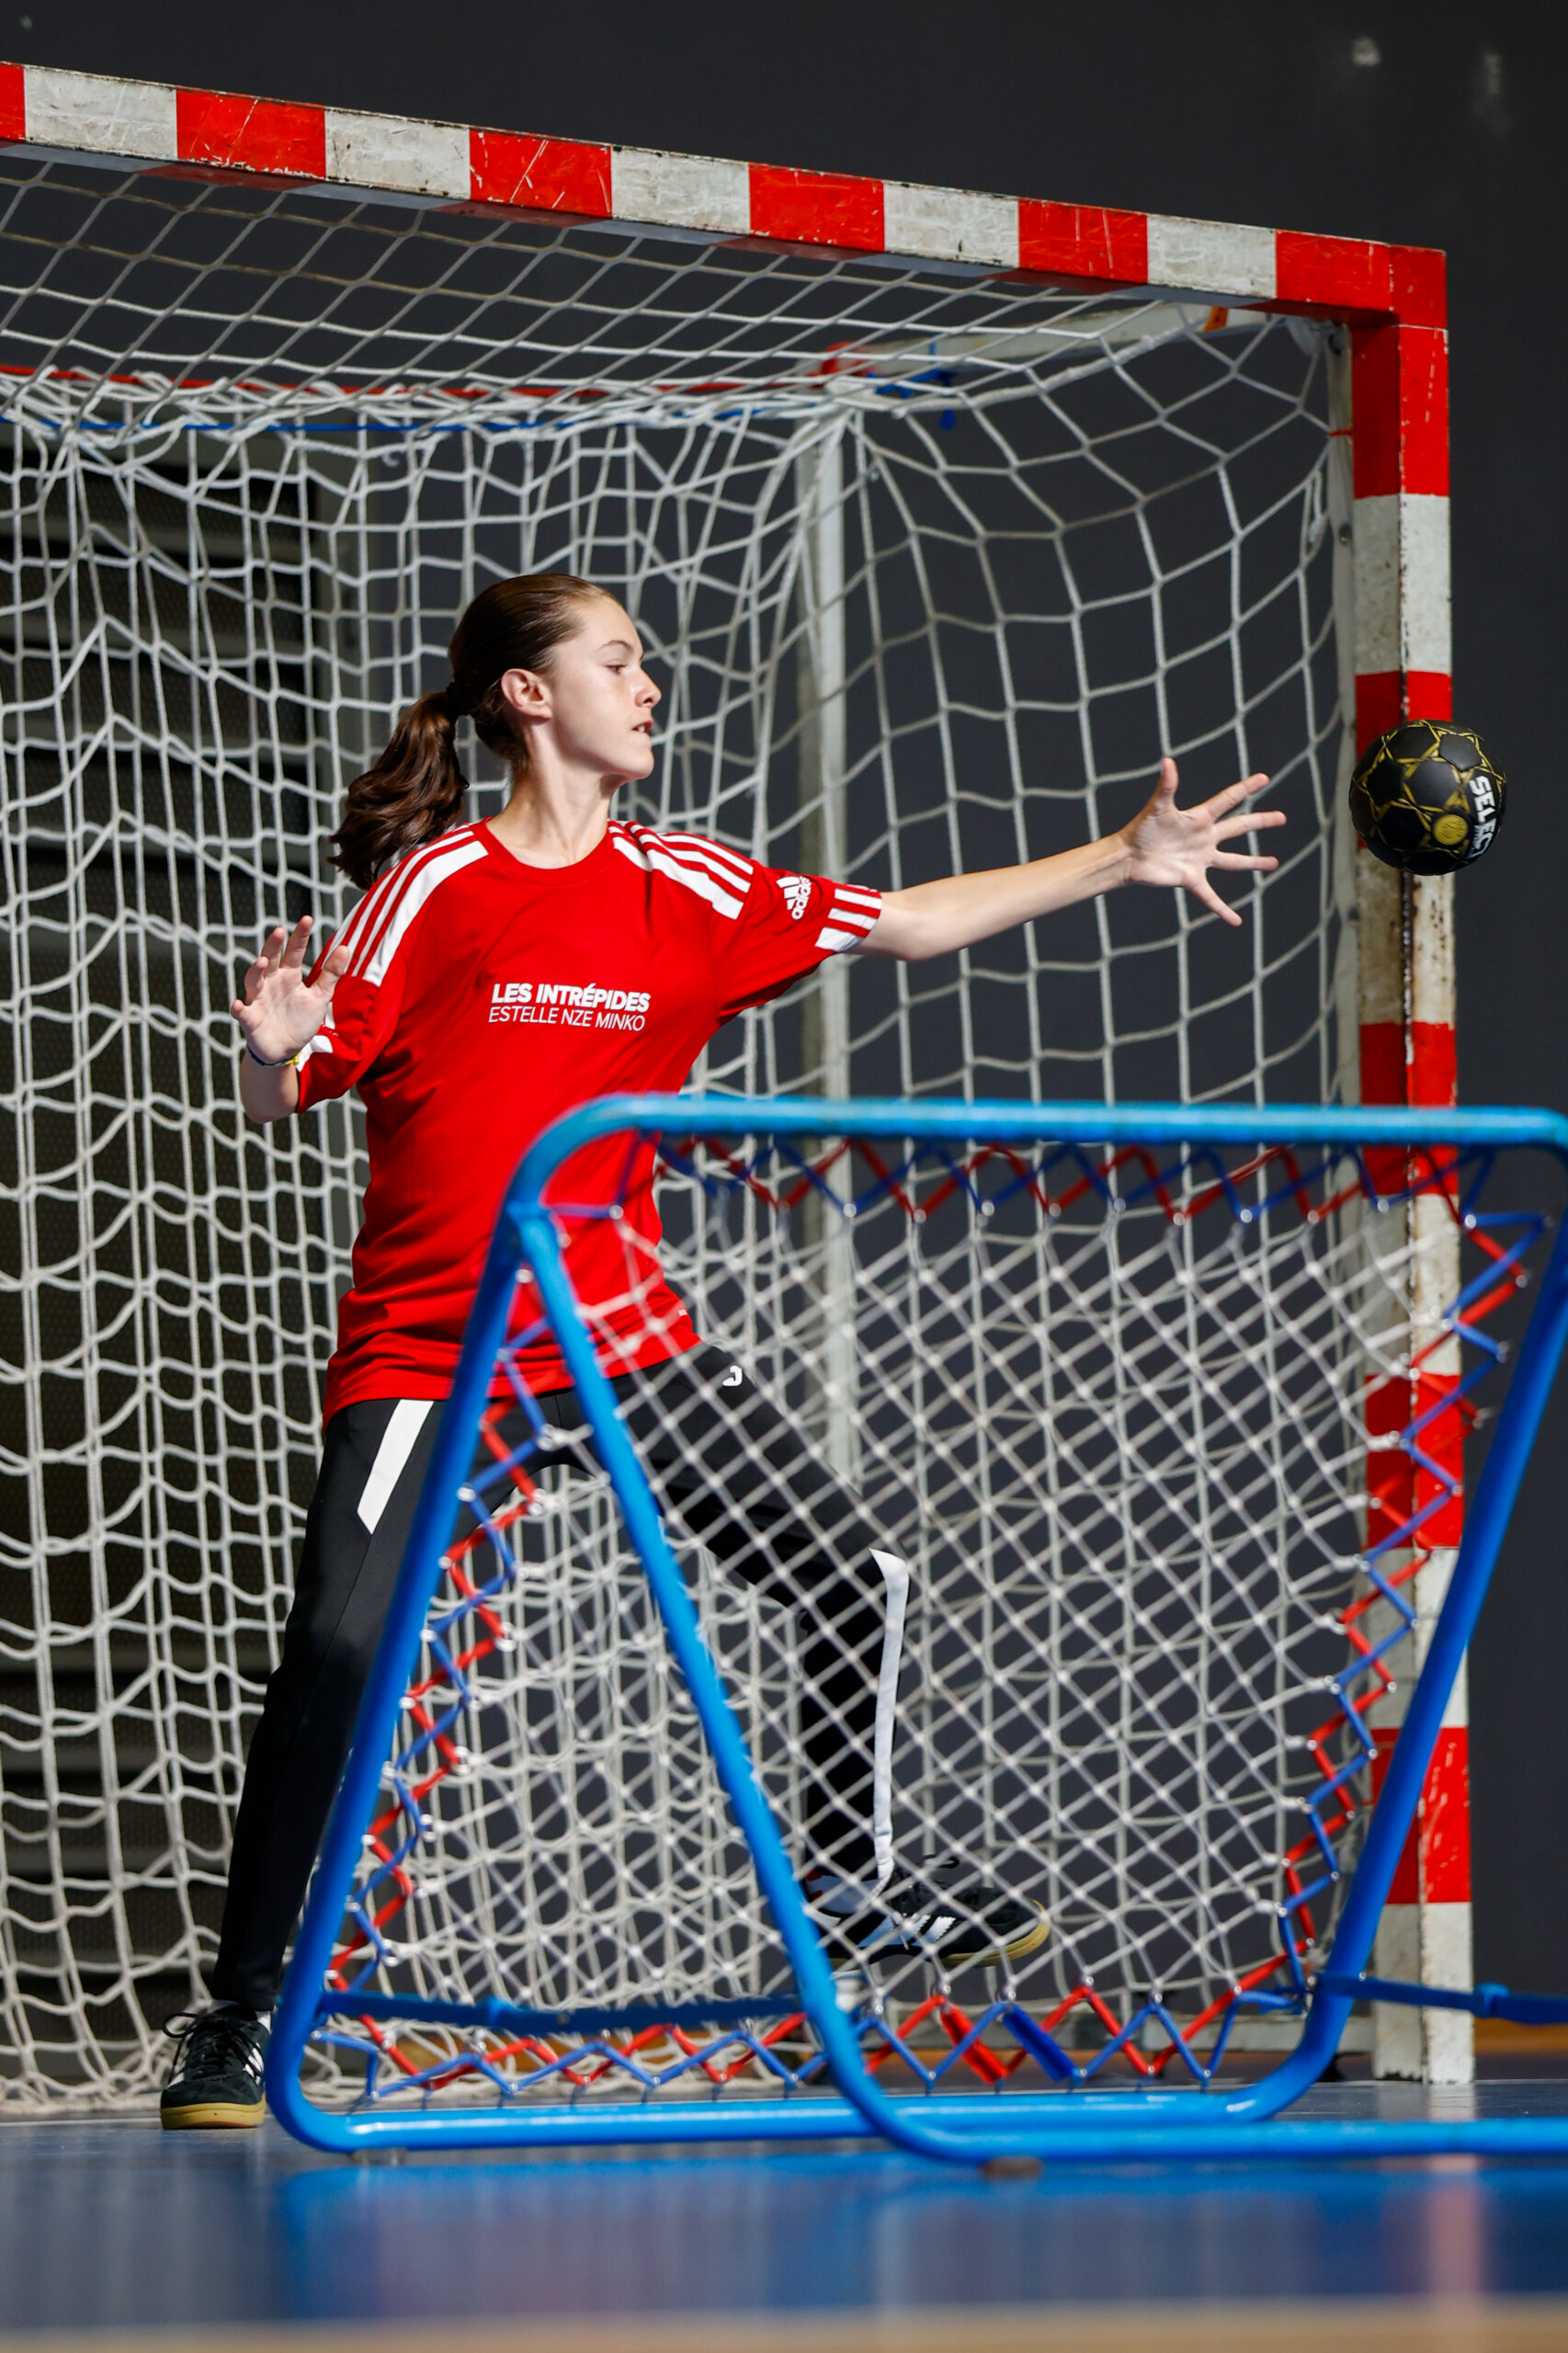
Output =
[
  {"x1": 1120, "y1": 757, "x2": 1285, "y2": 926},
  {"x1": 232, "y1": 916, "x2": 351, "y2": 1063}
]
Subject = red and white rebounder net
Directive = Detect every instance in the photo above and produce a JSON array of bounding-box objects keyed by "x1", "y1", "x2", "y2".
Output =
[
  {"x1": 299, "y1": 1123, "x2": 1539, "y2": 2114},
  {"x1": 0, "y1": 124, "x2": 1383, "y2": 2102}
]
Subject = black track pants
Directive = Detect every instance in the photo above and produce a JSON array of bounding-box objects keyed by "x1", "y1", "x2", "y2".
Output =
[{"x1": 210, "y1": 1346, "x2": 909, "y2": 2012}]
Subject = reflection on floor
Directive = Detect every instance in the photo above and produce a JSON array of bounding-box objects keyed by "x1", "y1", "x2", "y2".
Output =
[{"x1": 3, "y1": 2067, "x2": 1568, "y2": 2343}]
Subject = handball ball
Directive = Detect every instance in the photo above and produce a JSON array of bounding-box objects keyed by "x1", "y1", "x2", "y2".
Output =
[{"x1": 1348, "y1": 721, "x2": 1506, "y2": 874}]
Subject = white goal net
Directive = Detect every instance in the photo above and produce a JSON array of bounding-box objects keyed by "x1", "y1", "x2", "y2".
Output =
[{"x1": 0, "y1": 152, "x2": 1352, "y2": 2100}]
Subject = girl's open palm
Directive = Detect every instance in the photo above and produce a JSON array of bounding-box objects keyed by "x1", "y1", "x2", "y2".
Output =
[
  {"x1": 232, "y1": 916, "x2": 351, "y2": 1063},
  {"x1": 1122, "y1": 757, "x2": 1284, "y2": 926}
]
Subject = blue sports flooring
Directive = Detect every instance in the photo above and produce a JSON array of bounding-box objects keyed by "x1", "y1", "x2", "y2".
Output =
[{"x1": 6, "y1": 2078, "x2": 1568, "y2": 2347}]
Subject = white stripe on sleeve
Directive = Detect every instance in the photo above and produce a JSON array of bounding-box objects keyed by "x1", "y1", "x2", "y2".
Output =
[
  {"x1": 650, "y1": 829, "x2": 756, "y2": 884},
  {"x1": 815, "y1": 884, "x2": 881, "y2": 952},
  {"x1": 331, "y1": 850, "x2": 419, "y2": 970},
  {"x1": 347, "y1": 828, "x2": 480, "y2": 981},
  {"x1": 636, "y1": 841, "x2": 747, "y2": 919},
  {"x1": 361, "y1": 838, "x2": 490, "y2": 984}
]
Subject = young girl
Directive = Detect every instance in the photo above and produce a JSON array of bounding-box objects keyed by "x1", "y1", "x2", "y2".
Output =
[{"x1": 160, "y1": 572, "x2": 1281, "y2": 2127}]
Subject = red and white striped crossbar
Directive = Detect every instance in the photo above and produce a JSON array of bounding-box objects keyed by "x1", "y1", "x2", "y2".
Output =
[
  {"x1": 0, "y1": 63, "x2": 1450, "y2": 732},
  {"x1": 0, "y1": 62, "x2": 1442, "y2": 319},
  {"x1": 0, "y1": 60, "x2": 1461, "y2": 2076}
]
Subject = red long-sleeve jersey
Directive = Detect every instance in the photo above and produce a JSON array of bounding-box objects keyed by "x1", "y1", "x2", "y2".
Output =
[{"x1": 295, "y1": 817, "x2": 881, "y2": 1421}]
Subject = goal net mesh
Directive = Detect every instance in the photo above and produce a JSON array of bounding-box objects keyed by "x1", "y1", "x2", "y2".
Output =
[{"x1": 0, "y1": 153, "x2": 1352, "y2": 2100}]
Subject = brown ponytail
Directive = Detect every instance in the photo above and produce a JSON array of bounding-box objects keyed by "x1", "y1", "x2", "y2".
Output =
[{"x1": 329, "y1": 571, "x2": 609, "y2": 889}]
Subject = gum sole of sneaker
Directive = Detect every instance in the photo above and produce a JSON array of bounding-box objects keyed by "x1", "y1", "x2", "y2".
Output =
[
  {"x1": 160, "y1": 2100, "x2": 266, "y2": 2130},
  {"x1": 942, "y1": 1909, "x2": 1051, "y2": 1968}
]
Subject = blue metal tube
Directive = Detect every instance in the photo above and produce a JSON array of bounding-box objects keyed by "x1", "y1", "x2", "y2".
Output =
[
  {"x1": 1317, "y1": 1973, "x2": 1568, "y2": 2025},
  {"x1": 259, "y1": 2096, "x2": 1568, "y2": 2164},
  {"x1": 508, "y1": 1096, "x2": 1568, "y2": 1188},
  {"x1": 267, "y1": 1095, "x2": 1568, "y2": 2161}
]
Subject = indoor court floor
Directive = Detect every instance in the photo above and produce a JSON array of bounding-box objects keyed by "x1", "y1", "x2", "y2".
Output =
[{"x1": 6, "y1": 2056, "x2": 1568, "y2": 2352}]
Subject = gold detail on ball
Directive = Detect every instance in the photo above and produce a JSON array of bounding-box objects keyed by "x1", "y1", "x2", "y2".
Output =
[{"x1": 1347, "y1": 720, "x2": 1507, "y2": 874}]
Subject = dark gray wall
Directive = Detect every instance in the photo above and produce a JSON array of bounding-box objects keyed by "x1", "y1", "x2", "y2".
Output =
[{"x1": 11, "y1": 0, "x2": 1566, "y2": 1985}]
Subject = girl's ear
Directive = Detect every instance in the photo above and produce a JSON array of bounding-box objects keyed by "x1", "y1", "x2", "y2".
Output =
[{"x1": 498, "y1": 665, "x2": 551, "y2": 722}]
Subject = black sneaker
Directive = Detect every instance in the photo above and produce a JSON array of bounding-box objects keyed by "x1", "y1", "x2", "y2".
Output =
[
  {"x1": 806, "y1": 1859, "x2": 1050, "y2": 1969},
  {"x1": 159, "y1": 2005, "x2": 268, "y2": 2130}
]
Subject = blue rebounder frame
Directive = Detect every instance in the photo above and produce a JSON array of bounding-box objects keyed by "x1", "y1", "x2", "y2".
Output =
[{"x1": 268, "y1": 1097, "x2": 1568, "y2": 2163}]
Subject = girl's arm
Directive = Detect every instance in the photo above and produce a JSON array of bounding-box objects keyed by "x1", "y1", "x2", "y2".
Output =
[
  {"x1": 233, "y1": 915, "x2": 351, "y2": 1124},
  {"x1": 860, "y1": 759, "x2": 1283, "y2": 961}
]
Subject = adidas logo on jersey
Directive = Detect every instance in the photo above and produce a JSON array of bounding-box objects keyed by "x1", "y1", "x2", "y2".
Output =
[
  {"x1": 488, "y1": 980, "x2": 652, "y2": 1032},
  {"x1": 778, "y1": 874, "x2": 812, "y2": 920}
]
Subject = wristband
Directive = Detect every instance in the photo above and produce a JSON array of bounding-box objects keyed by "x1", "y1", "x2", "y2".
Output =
[{"x1": 244, "y1": 1040, "x2": 300, "y2": 1070}]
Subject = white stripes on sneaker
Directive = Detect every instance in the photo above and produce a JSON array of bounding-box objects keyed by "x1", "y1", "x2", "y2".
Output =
[{"x1": 357, "y1": 1400, "x2": 434, "y2": 1533}]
